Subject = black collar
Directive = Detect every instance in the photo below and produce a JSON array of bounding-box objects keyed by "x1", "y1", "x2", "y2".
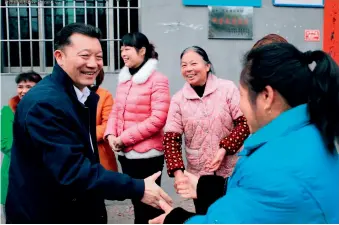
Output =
[{"x1": 129, "y1": 59, "x2": 147, "y2": 75}]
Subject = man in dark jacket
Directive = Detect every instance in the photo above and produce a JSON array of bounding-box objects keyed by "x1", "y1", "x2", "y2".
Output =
[{"x1": 5, "y1": 23, "x2": 171, "y2": 224}]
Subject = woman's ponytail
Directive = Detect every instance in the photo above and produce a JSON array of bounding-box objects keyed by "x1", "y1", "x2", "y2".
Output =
[
  {"x1": 148, "y1": 43, "x2": 158, "y2": 60},
  {"x1": 306, "y1": 50, "x2": 339, "y2": 151}
]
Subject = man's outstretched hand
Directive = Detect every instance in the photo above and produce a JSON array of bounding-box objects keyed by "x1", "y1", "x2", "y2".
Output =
[{"x1": 142, "y1": 171, "x2": 173, "y2": 209}]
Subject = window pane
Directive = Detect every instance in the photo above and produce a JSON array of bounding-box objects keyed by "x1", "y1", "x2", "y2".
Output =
[
  {"x1": 20, "y1": 41, "x2": 39, "y2": 66},
  {"x1": 130, "y1": 8, "x2": 139, "y2": 33},
  {"x1": 87, "y1": 7, "x2": 96, "y2": 26},
  {"x1": 114, "y1": 41, "x2": 123, "y2": 69},
  {"x1": 44, "y1": 7, "x2": 52, "y2": 39},
  {"x1": 118, "y1": 9, "x2": 129, "y2": 39},
  {"x1": 75, "y1": 0, "x2": 84, "y2": 6},
  {"x1": 3, "y1": 42, "x2": 8, "y2": 67},
  {"x1": 31, "y1": 8, "x2": 39, "y2": 39},
  {"x1": 129, "y1": 0, "x2": 138, "y2": 8},
  {"x1": 8, "y1": 7, "x2": 16, "y2": 16},
  {"x1": 54, "y1": 0, "x2": 64, "y2": 7},
  {"x1": 9, "y1": 42, "x2": 19, "y2": 66},
  {"x1": 65, "y1": 0, "x2": 75, "y2": 24},
  {"x1": 76, "y1": 8, "x2": 85, "y2": 24},
  {"x1": 65, "y1": 0, "x2": 73, "y2": 5},
  {"x1": 113, "y1": 7, "x2": 118, "y2": 39},
  {"x1": 20, "y1": 9, "x2": 30, "y2": 39},
  {"x1": 19, "y1": 7, "x2": 27, "y2": 17},
  {"x1": 86, "y1": 0, "x2": 96, "y2": 4},
  {"x1": 32, "y1": 41, "x2": 40, "y2": 66},
  {"x1": 97, "y1": 0, "x2": 106, "y2": 7},
  {"x1": 18, "y1": 9, "x2": 25, "y2": 39},
  {"x1": 54, "y1": 7, "x2": 64, "y2": 36},
  {"x1": 21, "y1": 42, "x2": 31, "y2": 66},
  {"x1": 117, "y1": 0, "x2": 127, "y2": 7},
  {"x1": 1, "y1": 8, "x2": 7, "y2": 39},
  {"x1": 101, "y1": 41, "x2": 107, "y2": 66},
  {"x1": 98, "y1": 8, "x2": 107, "y2": 39},
  {"x1": 65, "y1": 8, "x2": 75, "y2": 24},
  {"x1": 9, "y1": 8, "x2": 18, "y2": 39},
  {"x1": 45, "y1": 41, "x2": 54, "y2": 67}
]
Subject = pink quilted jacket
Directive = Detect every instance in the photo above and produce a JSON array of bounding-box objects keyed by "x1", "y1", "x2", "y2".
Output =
[
  {"x1": 164, "y1": 74, "x2": 243, "y2": 177},
  {"x1": 104, "y1": 59, "x2": 170, "y2": 154}
]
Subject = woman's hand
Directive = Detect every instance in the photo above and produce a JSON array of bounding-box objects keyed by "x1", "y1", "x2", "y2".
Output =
[
  {"x1": 114, "y1": 136, "x2": 124, "y2": 149},
  {"x1": 107, "y1": 135, "x2": 122, "y2": 152},
  {"x1": 174, "y1": 171, "x2": 198, "y2": 199},
  {"x1": 173, "y1": 170, "x2": 186, "y2": 193},
  {"x1": 207, "y1": 148, "x2": 226, "y2": 172}
]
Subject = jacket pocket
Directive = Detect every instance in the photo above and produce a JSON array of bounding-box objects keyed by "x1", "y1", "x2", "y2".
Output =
[
  {"x1": 185, "y1": 147, "x2": 202, "y2": 173},
  {"x1": 186, "y1": 147, "x2": 199, "y2": 160}
]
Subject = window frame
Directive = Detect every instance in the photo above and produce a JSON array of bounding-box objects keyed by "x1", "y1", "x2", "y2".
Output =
[{"x1": 0, "y1": 0, "x2": 140, "y2": 75}]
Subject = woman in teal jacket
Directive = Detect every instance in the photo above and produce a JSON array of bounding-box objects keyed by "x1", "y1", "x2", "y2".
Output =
[
  {"x1": 1, "y1": 71, "x2": 42, "y2": 205},
  {"x1": 150, "y1": 42, "x2": 339, "y2": 224}
]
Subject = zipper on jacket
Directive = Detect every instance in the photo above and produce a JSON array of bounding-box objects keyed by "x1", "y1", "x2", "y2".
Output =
[
  {"x1": 121, "y1": 82, "x2": 133, "y2": 130},
  {"x1": 84, "y1": 106, "x2": 94, "y2": 153}
]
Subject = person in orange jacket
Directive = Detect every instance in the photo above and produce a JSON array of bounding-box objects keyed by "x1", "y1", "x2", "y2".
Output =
[{"x1": 90, "y1": 70, "x2": 118, "y2": 171}]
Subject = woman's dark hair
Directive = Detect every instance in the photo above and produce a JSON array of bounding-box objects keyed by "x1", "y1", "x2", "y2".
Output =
[
  {"x1": 89, "y1": 69, "x2": 104, "y2": 92},
  {"x1": 180, "y1": 46, "x2": 214, "y2": 74},
  {"x1": 15, "y1": 71, "x2": 42, "y2": 84},
  {"x1": 240, "y1": 42, "x2": 339, "y2": 151},
  {"x1": 121, "y1": 32, "x2": 158, "y2": 60},
  {"x1": 54, "y1": 23, "x2": 102, "y2": 50}
]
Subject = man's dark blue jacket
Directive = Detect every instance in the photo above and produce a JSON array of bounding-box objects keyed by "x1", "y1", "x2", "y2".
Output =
[{"x1": 5, "y1": 64, "x2": 144, "y2": 223}]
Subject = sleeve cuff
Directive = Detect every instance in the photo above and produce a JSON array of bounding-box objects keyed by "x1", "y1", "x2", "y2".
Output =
[
  {"x1": 131, "y1": 178, "x2": 145, "y2": 201},
  {"x1": 164, "y1": 207, "x2": 195, "y2": 224},
  {"x1": 104, "y1": 134, "x2": 110, "y2": 141},
  {"x1": 168, "y1": 168, "x2": 185, "y2": 178},
  {"x1": 119, "y1": 132, "x2": 131, "y2": 147},
  {"x1": 196, "y1": 175, "x2": 228, "y2": 213},
  {"x1": 219, "y1": 116, "x2": 250, "y2": 155},
  {"x1": 103, "y1": 130, "x2": 112, "y2": 140}
]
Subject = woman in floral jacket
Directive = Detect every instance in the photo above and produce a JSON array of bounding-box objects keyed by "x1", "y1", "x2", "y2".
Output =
[
  {"x1": 150, "y1": 35, "x2": 338, "y2": 225},
  {"x1": 163, "y1": 46, "x2": 250, "y2": 214}
]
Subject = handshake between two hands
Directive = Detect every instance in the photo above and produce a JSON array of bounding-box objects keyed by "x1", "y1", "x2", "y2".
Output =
[
  {"x1": 147, "y1": 170, "x2": 199, "y2": 224},
  {"x1": 106, "y1": 135, "x2": 225, "y2": 224},
  {"x1": 147, "y1": 149, "x2": 225, "y2": 225}
]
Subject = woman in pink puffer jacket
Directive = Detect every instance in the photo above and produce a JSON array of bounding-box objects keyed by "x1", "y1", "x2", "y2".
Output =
[{"x1": 104, "y1": 32, "x2": 170, "y2": 224}]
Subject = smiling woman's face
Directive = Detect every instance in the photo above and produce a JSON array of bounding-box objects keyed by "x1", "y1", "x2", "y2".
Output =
[
  {"x1": 180, "y1": 50, "x2": 210, "y2": 86},
  {"x1": 17, "y1": 80, "x2": 37, "y2": 99}
]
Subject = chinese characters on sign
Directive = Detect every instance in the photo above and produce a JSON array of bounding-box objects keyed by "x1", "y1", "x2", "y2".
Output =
[
  {"x1": 304, "y1": 29, "x2": 320, "y2": 42},
  {"x1": 208, "y1": 6, "x2": 253, "y2": 39}
]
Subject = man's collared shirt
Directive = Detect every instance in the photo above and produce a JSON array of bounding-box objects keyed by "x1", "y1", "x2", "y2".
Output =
[{"x1": 73, "y1": 85, "x2": 91, "y2": 104}]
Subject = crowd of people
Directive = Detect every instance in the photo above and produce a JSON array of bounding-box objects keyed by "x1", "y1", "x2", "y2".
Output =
[{"x1": 1, "y1": 23, "x2": 338, "y2": 224}]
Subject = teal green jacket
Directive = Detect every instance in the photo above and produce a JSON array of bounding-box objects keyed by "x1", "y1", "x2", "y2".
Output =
[{"x1": 1, "y1": 101, "x2": 16, "y2": 204}]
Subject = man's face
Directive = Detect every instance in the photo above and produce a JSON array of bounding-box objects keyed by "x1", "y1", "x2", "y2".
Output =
[{"x1": 54, "y1": 33, "x2": 103, "y2": 90}]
